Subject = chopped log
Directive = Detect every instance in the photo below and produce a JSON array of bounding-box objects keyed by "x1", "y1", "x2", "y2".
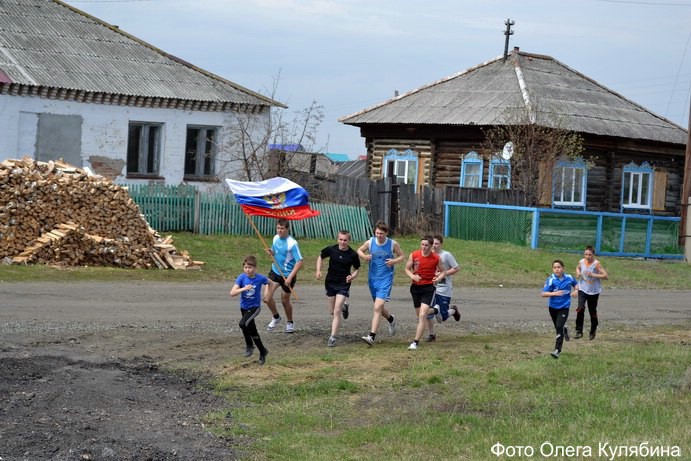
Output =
[{"x1": 0, "y1": 157, "x2": 202, "y2": 269}]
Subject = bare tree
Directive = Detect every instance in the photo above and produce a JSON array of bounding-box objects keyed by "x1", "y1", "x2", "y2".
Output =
[
  {"x1": 482, "y1": 100, "x2": 584, "y2": 206},
  {"x1": 216, "y1": 71, "x2": 325, "y2": 183}
]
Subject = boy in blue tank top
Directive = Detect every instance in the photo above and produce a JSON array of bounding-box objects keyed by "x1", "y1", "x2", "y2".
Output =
[{"x1": 357, "y1": 221, "x2": 405, "y2": 346}]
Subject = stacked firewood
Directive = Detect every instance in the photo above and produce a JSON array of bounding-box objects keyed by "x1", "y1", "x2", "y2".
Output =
[{"x1": 0, "y1": 157, "x2": 203, "y2": 270}]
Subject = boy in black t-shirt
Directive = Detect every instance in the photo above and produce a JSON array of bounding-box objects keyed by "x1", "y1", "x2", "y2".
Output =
[{"x1": 315, "y1": 230, "x2": 361, "y2": 347}]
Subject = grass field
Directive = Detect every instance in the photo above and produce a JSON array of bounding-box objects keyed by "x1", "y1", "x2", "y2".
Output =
[
  {"x1": 200, "y1": 325, "x2": 690, "y2": 461},
  {"x1": 2, "y1": 233, "x2": 690, "y2": 289}
]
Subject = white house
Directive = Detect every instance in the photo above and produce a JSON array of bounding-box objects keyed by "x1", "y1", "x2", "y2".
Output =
[{"x1": 0, "y1": 0, "x2": 283, "y2": 191}]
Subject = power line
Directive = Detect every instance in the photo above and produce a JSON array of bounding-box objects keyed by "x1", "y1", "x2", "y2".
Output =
[
  {"x1": 665, "y1": 29, "x2": 691, "y2": 117},
  {"x1": 595, "y1": 0, "x2": 691, "y2": 5}
]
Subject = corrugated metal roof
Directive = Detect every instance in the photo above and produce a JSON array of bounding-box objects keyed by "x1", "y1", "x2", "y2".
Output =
[
  {"x1": 340, "y1": 49, "x2": 686, "y2": 145},
  {"x1": 0, "y1": 0, "x2": 282, "y2": 109},
  {"x1": 336, "y1": 159, "x2": 366, "y2": 177}
]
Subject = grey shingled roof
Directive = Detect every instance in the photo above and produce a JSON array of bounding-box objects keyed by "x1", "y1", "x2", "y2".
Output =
[
  {"x1": 0, "y1": 0, "x2": 282, "y2": 109},
  {"x1": 340, "y1": 49, "x2": 686, "y2": 145}
]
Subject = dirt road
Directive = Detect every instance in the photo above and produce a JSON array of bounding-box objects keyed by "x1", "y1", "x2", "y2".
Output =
[{"x1": 1, "y1": 281, "x2": 689, "y2": 460}]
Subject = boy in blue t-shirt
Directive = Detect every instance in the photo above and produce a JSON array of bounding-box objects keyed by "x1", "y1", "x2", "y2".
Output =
[
  {"x1": 541, "y1": 259, "x2": 578, "y2": 359},
  {"x1": 230, "y1": 255, "x2": 270, "y2": 365}
]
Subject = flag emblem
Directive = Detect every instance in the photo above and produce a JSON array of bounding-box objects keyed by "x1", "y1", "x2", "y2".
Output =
[{"x1": 225, "y1": 177, "x2": 320, "y2": 220}]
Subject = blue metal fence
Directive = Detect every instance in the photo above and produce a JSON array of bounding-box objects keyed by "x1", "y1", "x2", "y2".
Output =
[{"x1": 444, "y1": 201, "x2": 683, "y2": 259}]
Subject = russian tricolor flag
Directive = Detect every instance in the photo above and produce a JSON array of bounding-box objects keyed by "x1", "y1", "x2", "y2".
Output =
[{"x1": 225, "y1": 177, "x2": 320, "y2": 220}]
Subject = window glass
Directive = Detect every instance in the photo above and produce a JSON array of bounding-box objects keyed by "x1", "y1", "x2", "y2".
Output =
[
  {"x1": 622, "y1": 163, "x2": 653, "y2": 209},
  {"x1": 553, "y1": 159, "x2": 586, "y2": 207},
  {"x1": 127, "y1": 122, "x2": 161, "y2": 176},
  {"x1": 461, "y1": 152, "x2": 483, "y2": 188},
  {"x1": 489, "y1": 157, "x2": 511, "y2": 189},
  {"x1": 384, "y1": 149, "x2": 418, "y2": 186},
  {"x1": 185, "y1": 126, "x2": 217, "y2": 178}
]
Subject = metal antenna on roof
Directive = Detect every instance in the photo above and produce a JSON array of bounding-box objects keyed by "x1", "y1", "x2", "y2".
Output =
[{"x1": 503, "y1": 19, "x2": 515, "y2": 62}]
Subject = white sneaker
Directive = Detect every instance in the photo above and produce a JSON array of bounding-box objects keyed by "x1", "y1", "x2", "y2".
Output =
[
  {"x1": 327, "y1": 336, "x2": 336, "y2": 347},
  {"x1": 387, "y1": 316, "x2": 397, "y2": 336},
  {"x1": 408, "y1": 341, "x2": 418, "y2": 350},
  {"x1": 285, "y1": 322, "x2": 294, "y2": 333},
  {"x1": 267, "y1": 316, "x2": 282, "y2": 331},
  {"x1": 361, "y1": 335, "x2": 374, "y2": 346},
  {"x1": 434, "y1": 306, "x2": 443, "y2": 324}
]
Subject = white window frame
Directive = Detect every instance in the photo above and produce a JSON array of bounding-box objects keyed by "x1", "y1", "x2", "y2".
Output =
[
  {"x1": 621, "y1": 161, "x2": 653, "y2": 211},
  {"x1": 383, "y1": 148, "x2": 418, "y2": 186},
  {"x1": 460, "y1": 151, "x2": 483, "y2": 188},
  {"x1": 127, "y1": 122, "x2": 162, "y2": 177},
  {"x1": 553, "y1": 158, "x2": 587, "y2": 208},
  {"x1": 488, "y1": 156, "x2": 511, "y2": 189}
]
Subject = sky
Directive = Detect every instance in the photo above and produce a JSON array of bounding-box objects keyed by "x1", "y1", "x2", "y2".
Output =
[{"x1": 64, "y1": 0, "x2": 691, "y2": 158}]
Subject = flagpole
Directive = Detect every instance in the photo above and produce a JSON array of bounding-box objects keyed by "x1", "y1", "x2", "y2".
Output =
[{"x1": 244, "y1": 213, "x2": 298, "y2": 300}]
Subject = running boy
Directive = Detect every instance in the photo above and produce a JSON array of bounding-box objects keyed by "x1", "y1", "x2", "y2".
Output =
[
  {"x1": 265, "y1": 218, "x2": 303, "y2": 333},
  {"x1": 541, "y1": 259, "x2": 577, "y2": 359},
  {"x1": 316, "y1": 230, "x2": 361, "y2": 347},
  {"x1": 357, "y1": 221, "x2": 405, "y2": 346},
  {"x1": 405, "y1": 235, "x2": 446, "y2": 350},
  {"x1": 230, "y1": 255, "x2": 270, "y2": 365}
]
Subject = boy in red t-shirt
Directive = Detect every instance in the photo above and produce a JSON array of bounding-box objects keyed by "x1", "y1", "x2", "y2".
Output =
[{"x1": 404, "y1": 235, "x2": 447, "y2": 350}]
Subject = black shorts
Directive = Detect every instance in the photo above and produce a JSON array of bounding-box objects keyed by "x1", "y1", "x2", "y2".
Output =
[
  {"x1": 325, "y1": 283, "x2": 351, "y2": 298},
  {"x1": 269, "y1": 269, "x2": 297, "y2": 293},
  {"x1": 409, "y1": 284, "x2": 435, "y2": 308}
]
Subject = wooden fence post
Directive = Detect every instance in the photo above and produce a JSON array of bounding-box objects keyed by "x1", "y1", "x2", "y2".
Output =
[{"x1": 193, "y1": 189, "x2": 201, "y2": 234}]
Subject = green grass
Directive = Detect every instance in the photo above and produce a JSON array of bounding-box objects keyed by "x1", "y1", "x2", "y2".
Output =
[
  {"x1": 1, "y1": 233, "x2": 690, "y2": 288},
  {"x1": 204, "y1": 326, "x2": 690, "y2": 460}
]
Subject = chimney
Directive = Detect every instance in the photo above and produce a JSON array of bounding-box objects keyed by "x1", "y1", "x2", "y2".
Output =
[
  {"x1": 503, "y1": 18, "x2": 515, "y2": 61},
  {"x1": 394, "y1": 90, "x2": 399, "y2": 97}
]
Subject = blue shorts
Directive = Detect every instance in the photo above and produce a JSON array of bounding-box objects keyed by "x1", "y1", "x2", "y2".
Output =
[
  {"x1": 431, "y1": 294, "x2": 451, "y2": 321},
  {"x1": 369, "y1": 276, "x2": 393, "y2": 302},
  {"x1": 325, "y1": 283, "x2": 350, "y2": 298}
]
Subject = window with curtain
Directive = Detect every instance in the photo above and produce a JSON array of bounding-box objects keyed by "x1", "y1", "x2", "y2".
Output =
[
  {"x1": 553, "y1": 158, "x2": 587, "y2": 207},
  {"x1": 489, "y1": 156, "x2": 511, "y2": 189},
  {"x1": 460, "y1": 151, "x2": 483, "y2": 188}
]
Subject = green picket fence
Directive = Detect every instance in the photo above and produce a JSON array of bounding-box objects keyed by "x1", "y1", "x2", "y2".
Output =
[{"x1": 126, "y1": 184, "x2": 373, "y2": 241}]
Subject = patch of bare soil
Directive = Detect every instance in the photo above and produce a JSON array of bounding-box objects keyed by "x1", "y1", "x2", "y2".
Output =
[{"x1": 0, "y1": 352, "x2": 238, "y2": 461}]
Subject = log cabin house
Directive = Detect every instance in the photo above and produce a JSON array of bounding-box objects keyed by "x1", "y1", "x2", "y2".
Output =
[{"x1": 340, "y1": 48, "x2": 688, "y2": 216}]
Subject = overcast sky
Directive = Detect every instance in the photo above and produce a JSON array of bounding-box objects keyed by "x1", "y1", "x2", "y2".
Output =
[{"x1": 65, "y1": 0, "x2": 691, "y2": 158}]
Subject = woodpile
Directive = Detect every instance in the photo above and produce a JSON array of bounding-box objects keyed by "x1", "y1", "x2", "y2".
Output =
[{"x1": 0, "y1": 157, "x2": 203, "y2": 270}]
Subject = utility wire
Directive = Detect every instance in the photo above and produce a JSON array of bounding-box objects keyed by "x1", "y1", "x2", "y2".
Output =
[
  {"x1": 665, "y1": 29, "x2": 691, "y2": 118},
  {"x1": 595, "y1": 0, "x2": 691, "y2": 5}
]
